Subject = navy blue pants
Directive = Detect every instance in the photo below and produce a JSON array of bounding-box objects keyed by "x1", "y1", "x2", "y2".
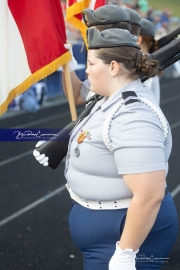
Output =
[{"x1": 68, "y1": 192, "x2": 178, "y2": 270}]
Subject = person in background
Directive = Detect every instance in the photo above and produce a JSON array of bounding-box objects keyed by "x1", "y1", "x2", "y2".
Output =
[
  {"x1": 138, "y1": 18, "x2": 160, "y2": 104},
  {"x1": 161, "y1": 7, "x2": 172, "y2": 27},
  {"x1": 146, "y1": 7, "x2": 154, "y2": 22},
  {"x1": 8, "y1": 81, "x2": 48, "y2": 112},
  {"x1": 19, "y1": 87, "x2": 40, "y2": 113},
  {"x1": 33, "y1": 81, "x2": 48, "y2": 105},
  {"x1": 137, "y1": 0, "x2": 149, "y2": 18}
]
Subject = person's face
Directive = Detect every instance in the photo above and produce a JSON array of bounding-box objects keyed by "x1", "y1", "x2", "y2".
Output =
[{"x1": 86, "y1": 50, "x2": 110, "y2": 95}]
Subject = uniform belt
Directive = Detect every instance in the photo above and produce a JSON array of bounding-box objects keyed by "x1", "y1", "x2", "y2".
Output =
[
  {"x1": 66, "y1": 185, "x2": 169, "y2": 210},
  {"x1": 66, "y1": 184, "x2": 131, "y2": 210}
]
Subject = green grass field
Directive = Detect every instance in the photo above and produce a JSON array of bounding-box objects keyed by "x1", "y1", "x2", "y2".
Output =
[{"x1": 148, "y1": 0, "x2": 180, "y2": 17}]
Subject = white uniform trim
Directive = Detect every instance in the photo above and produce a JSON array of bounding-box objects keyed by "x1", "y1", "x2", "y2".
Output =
[{"x1": 102, "y1": 97, "x2": 169, "y2": 152}]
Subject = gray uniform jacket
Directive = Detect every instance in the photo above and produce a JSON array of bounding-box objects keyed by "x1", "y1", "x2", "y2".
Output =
[{"x1": 65, "y1": 79, "x2": 171, "y2": 201}]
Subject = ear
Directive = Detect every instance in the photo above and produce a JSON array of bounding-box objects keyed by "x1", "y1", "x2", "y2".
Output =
[
  {"x1": 109, "y1": 61, "x2": 120, "y2": 77},
  {"x1": 137, "y1": 35, "x2": 143, "y2": 45}
]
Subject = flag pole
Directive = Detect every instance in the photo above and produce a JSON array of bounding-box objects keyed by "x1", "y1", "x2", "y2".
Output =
[{"x1": 63, "y1": 63, "x2": 77, "y2": 121}]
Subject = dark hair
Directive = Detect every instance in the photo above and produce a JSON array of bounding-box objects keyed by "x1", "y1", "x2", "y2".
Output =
[
  {"x1": 151, "y1": 40, "x2": 159, "y2": 53},
  {"x1": 140, "y1": 35, "x2": 159, "y2": 53},
  {"x1": 130, "y1": 24, "x2": 140, "y2": 36},
  {"x1": 95, "y1": 47, "x2": 159, "y2": 79},
  {"x1": 95, "y1": 21, "x2": 131, "y2": 32}
]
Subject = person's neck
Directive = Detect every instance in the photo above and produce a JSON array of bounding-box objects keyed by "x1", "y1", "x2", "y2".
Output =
[
  {"x1": 108, "y1": 76, "x2": 139, "y2": 97},
  {"x1": 140, "y1": 43, "x2": 149, "y2": 54}
]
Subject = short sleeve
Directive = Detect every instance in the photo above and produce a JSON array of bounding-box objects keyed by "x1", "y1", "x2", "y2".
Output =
[{"x1": 110, "y1": 102, "x2": 166, "y2": 174}]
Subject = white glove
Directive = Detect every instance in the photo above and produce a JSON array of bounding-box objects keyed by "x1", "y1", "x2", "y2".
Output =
[
  {"x1": 33, "y1": 141, "x2": 49, "y2": 166},
  {"x1": 109, "y1": 242, "x2": 139, "y2": 270},
  {"x1": 64, "y1": 44, "x2": 77, "y2": 72}
]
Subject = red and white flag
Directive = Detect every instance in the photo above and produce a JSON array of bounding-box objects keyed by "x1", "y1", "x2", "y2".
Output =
[
  {"x1": 0, "y1": 0, "x2": 71, "y2": 115},
  {"x1": 66, "y1": 0, "x2": 106, "y2": 44}
]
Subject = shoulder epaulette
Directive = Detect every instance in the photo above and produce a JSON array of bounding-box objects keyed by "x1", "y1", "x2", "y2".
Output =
[{"x1": 122, "y1": 91, "x2": 139, "y2": 105}]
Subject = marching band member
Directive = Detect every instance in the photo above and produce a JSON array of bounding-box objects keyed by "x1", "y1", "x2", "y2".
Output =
[{"x1": 63, "y1": 28, "x2": 178, "y2": 270}]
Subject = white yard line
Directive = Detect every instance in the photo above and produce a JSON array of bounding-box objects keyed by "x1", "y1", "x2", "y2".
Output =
[
  {"x1": 0, "y1": 150, "x2": 33, "y2": 167},
  {"x1": 171, "y1": 184, "x2": 180, "y2": 198},
  {"x1": 170, "y1": 120, "x2": 180, "y2": 130},
  {"x1": 0, "y1": 185, "x2": 66, "y2": 227}
]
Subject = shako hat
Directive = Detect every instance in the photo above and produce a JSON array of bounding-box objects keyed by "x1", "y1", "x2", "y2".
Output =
[
  {"x1": 82, "y1": 5, "x2": 130, "y2": 27},
  {"x1": 87, "y1": 28, "x2": 140, "y2": 50}
]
